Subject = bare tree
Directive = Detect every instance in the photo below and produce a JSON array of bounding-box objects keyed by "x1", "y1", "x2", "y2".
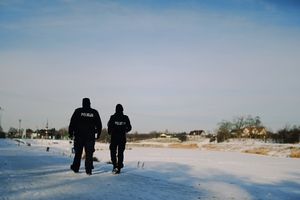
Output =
[
  {"x1": 217, "y1": 120, "x2": 232, "y2": 142},
  {"x1": 217, "y1": 115, "x2": 264, "y2": 142},
  {"x1": 25, "y1": 128, "x2": 34, "y2": 138},
  {"x1": 254, "y1": 116, "x2": 262, "y2": 127},
  {"x1": 8, "y1": 127, "x2": 22, "y2": 138},
  {"x1": 245, "y1": 115, "x2": 261, "y2": 127},
  {"x1": 232, "y1": 116, "x2": 246, "y2": 139},
  {"x1": 58, "y1": 126, "x2": 69, "y2": 138}
]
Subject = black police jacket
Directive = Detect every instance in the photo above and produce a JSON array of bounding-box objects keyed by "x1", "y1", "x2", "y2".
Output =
[
  {"x1": 69, "y1": 105, "x2": 102, "y2": 139},
  {"x1": 107, "y1": 112, "x2": 131, "y2": 140}
]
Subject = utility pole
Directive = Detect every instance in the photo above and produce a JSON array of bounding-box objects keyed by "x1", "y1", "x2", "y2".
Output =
[
  {"x1": 0, "y1": 107, "x2": 3, "y2": 131},
  {"x1": 18, "y1": 119, "x2": 21, "y2": 146},
  {"x1": 36, "y1": 126, "x2": 38, "y2": 144},
  {"x1": 46, "y1": 120, "x2": 49, "y2": 139}
]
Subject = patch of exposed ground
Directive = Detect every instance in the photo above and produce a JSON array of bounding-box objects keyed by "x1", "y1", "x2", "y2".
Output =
[
  {"x1": 168, "y1": 143, "x2": 198, "y2": 149},
  {"x1": 200, "y1": 141, "x2": 300, "y2": 158},
  {"x1": 96, "y1": 138, "x2": 300, "y2": 158}
]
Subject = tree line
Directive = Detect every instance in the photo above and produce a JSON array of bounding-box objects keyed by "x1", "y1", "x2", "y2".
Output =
[
  {"x1": 1, "y1": 126, "x2": 172, "y2": 142},
  {"x1": 216, "y1": 115, "x2": 262, "y2": 142},
  {"x1": 1, "y1": 116, "x2": 299, "y2": 144},
  {"x1": 216, "y1": 115, "x2": 300, "y2": 143}
]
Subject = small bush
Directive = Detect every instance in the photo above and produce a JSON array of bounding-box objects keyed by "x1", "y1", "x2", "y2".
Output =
[
  {"x1": 0, "y1": 132, "x2": 6, "y2": 138},
  {"x1": 244, "y1": 149, "x2": 269, "y2": 156},
  {"x1": 177, "y1": 134, "x2": 187, "y2": 142},
  {"x1": 291, "y1": 148, "x2": 300, "y2": 158},
  {"x1": 93, "y1": 157, "x2": 100, "y2": 162}
]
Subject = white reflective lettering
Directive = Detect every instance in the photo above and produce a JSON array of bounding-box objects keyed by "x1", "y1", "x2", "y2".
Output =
[
  {"x1": 81, "y1": 113, "x2": 94, "y2": 117},
  {"x1": 115, "y1": 121, "x2": 126, "y2": 125}
]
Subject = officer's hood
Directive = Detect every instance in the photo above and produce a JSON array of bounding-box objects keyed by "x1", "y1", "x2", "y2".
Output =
[
  {"x1": 115, "y1": 104, "x2": 123, "y2": 114},
  {"x1": 82, "y1": 98, "x2": 91, "y2": 108}
]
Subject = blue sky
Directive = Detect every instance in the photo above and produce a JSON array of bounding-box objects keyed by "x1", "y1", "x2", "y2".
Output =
[{"x1": 1, "y1": 0, "x2": 300, "y2": 134}]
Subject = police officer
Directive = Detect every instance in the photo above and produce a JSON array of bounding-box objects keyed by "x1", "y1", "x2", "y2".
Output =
[
  {"x1": 69, "y1": 98, "x2": 102, "y2": 175},
  {"x1": 108, "y1": 104, "x2": 131, "y2": 174}
]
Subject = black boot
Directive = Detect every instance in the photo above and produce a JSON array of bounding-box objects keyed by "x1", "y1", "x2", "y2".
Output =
[
  {"x1": 112, "y1": 166, "x2": 117, "y2": 173},
  {"x1": 86, "y1": 170, "x2": 92, "y2": 175},
  {"x1": 70, "y1": 165, "x2": 79, "y2": 173}
]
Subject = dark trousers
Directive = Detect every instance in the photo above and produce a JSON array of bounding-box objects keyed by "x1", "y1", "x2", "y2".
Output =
[
  {"x1": 72, "y1": 136, "x2": 95, "y2": 172},
  {"x1": 110, "y1": 139, "x2": 126, "y2": 169}
]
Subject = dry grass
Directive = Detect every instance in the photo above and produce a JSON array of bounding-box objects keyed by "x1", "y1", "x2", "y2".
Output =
[
  {"x1": 81, "y1": 152, "x2": 100, "y2": 162},
  {"x1": 291, "y1": 148, "x2": 300, "y2": 158},
  {"x1": 82, "y1": 152, "x2": 86, "y2": 159},
  {"x1": 201, "y1": 144, "x2": 219, "y2": 150},
  {"x1": 127, "y1": 143, "x2": 165, "y2": 148},
  {"x1": 243, "y1": 149, "x2": 269, "y2": 156},
  {"x1": 168, "y1": 143, "x2": 198, "y2": 149}
]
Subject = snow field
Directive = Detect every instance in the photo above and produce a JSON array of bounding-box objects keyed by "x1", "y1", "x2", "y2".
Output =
[{"x1": 1, "y1": 139, "x2": 300, "y2": 200}]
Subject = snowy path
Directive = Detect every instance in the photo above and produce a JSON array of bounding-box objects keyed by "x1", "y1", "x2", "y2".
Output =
[{"x1": 1, "y1": 139, "x2": 300, "y2": 200}]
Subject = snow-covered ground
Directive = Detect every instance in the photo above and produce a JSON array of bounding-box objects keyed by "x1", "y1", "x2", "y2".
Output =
[{"x1": 1, "y1": 138, "x2": 300, "y2": 200}]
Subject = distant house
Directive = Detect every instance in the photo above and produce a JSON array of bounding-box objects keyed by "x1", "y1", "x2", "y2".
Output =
[
  {"x1": 160, "y1": 133, "x2": 170, "y2": 138},
  {"x1": 242, "y1": 127, "x2": 266, "y2": 137},
  {"x1": 188, "y1": 130, "x2": 206, "y2": 138},
  {"x1": 29, "y1": 132, "x2": 37, "y2": 139},
  {"x1": 159, "y1": 130, "x2": 173, "y2": 138},
  {"x1": 230, "y1": 129, "x2": 238, "y2": 135}
]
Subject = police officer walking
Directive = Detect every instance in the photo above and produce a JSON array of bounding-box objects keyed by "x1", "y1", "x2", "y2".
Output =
[
  {"x1": 108, "y1": 104, "x2": 131, "y2": 174},
  {"x1": 69, "y1": 98, "x2": 102, "y2": 175}
]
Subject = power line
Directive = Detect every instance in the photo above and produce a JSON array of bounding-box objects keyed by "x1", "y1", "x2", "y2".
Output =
[
  {"x1": 1, "y1": 90, "x2": 299, "y2": 127},
  {"x1": 0, "y1": 89, "x2": 76, "y2": 107}
]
